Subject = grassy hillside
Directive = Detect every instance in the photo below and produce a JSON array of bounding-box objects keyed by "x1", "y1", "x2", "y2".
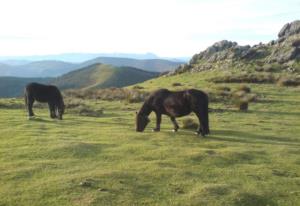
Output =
[
  {"x1": 1, "y1": 20, "x2": 299, "y2": 206},
  {"x1": 0, "y1": 75, "x2": 299, "y2": 205},
  {"x1": 52, "y1": 63, "x2": 159, "y2": 90},
  {"x1": 0, "y1": 77, "x2": 53, "y2": 97},
  {"x1": 80, "y1": 57, "x2": 184, "y2": 72}
]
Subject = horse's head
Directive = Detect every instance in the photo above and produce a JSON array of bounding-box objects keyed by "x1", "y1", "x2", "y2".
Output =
[
  {"x1": 136, "y1": 112, "x2": 150, "y2": 132},
  {"x1": 56, "y1": 100, "x2": 65, "y2": 120}
]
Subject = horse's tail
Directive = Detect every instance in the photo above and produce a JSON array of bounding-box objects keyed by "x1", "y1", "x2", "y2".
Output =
[
  {"x1": 24, "y1": 89, "x2": 28, "y2": 111},
  {"x1": 204, "y1": 95, "x2": 210, "y2": 134}
]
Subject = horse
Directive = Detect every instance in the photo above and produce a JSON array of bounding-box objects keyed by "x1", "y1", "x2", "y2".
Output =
[
  {"x1": 136, "y1": 88, "x2": 209, "y2": 136},
  {"x1": 24, "y1": 82, "x2": 65, "y2": 120}
]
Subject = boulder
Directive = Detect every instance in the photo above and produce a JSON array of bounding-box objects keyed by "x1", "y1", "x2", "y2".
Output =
[{"x1": 278, "y1": 20, "x2": 300, "y2": 38}]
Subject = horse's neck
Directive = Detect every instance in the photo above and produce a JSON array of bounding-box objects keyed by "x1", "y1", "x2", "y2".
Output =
[{"x1": 139, "y1": 102, "x2": 152, "y2": 116}]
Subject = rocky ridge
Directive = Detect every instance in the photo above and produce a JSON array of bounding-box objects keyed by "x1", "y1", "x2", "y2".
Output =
[{"x1": 170, "y1": 20, "x2": 300, "y2": 75}]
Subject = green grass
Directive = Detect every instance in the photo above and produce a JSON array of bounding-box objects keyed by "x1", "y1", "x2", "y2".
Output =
[{"x1": 1, "y1": 77, "x2": 300, "y2": 205}]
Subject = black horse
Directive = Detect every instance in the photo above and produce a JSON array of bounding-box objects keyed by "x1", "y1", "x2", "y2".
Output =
[
  {"x1": 136, "y1": 89, "x2": 209, "y2": 136},
  {"x1": 24, "y1": 82, "x2": 65, "y2": 120}
]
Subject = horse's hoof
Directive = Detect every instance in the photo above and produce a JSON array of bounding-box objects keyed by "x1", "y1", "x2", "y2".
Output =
[
  {"x1": 152, "y1": 128, "x2": 160, "y2": 132},
  {"x1": 172, "y1": 129, "x2": 178, "y2": 132},
  {"x1": 28, "y1": 116, "x2": 34, "y2": 120},
  {"x1": 194, "y1": 132, "x2": 205, "y2": 137}
]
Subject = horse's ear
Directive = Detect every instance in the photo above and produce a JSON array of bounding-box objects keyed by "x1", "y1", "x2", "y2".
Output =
[{"x1": 136, "y1": 111, "x2": 138, "y2": 114}]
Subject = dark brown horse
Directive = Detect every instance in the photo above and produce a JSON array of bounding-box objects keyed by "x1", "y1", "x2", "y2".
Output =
[
  {"x1": 24, "y1": 82, "x2": 65, "y2": 120},
  {"x1": 136, "y1": 89, "x2": 209, "y2": 136}
]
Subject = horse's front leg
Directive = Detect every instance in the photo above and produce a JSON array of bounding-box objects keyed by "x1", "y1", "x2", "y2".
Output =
[
  {"x1": 48, "y1": 103, "x2": 56, "y2": 119},
  {"x1": 170, "y1": 117, "x2": 179, "y2": 132},
  {"x1": 153, "y1": 112, "x2": 161, "y2": 132},
  {"x1": 27, "y1": 97, "x2": 35, "y2": 118}
]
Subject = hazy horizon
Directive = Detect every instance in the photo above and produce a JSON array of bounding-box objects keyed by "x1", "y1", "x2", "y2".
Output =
[{"x1": 0, "y1": 0, "x2": 299, "y2": 57}]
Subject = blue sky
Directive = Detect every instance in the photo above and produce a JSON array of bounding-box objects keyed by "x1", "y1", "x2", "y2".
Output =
[{"x1": 0, "y1": 0, "x2": 299, "y2": 57}]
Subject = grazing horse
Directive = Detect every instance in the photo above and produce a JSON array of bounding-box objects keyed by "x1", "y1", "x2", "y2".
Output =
[
  {"x1": 136, "y1": 89, "x2": 209, "y2": 136},
  {"x1": 24, "y1": 82, "x2": 65, "y2": 120}
]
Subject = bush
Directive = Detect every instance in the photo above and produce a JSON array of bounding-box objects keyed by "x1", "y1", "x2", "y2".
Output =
[
  {"x1": 235, "y1": 99, "x2": 249, "y2": 111},
  {"x1": 172, "y1": 82, "x2": 183, "y2": 87},
  {"x1": 210, "y1": 73, "x2": 277, "y2": 84},
  {"x1": 64, "y1": 88, "x2": 150, "y2": 103},
  {"x1": 277, "y1": 76, "x2": 300, "y2": 87},
  {"x1": 64, "y1": 98, "x2": 86, "y2": 109},
  {"x1": 182, "y1": 118, "x2": 198, "y2": 130},
  {"x1": 125, "y1": 90, "x2": 149, "y2": 103},
  {"x1": 215, "y1": 86, "x2": 231, "y2": 92},
  {"x1": 132, "y1": 85, "x2": 144, "y2": 90},
  {"x1": 78, "y1": 107, "x2": 104, "y2": 117},
  {"x1": 237, "y1": 85, "x2": 251, "y2": 93}
]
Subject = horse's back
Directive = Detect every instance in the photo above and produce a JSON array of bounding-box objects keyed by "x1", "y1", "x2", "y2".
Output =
[
  {"x1": 25, "y1": 82, "x2": 61, "y2": 103},
  {"x1": 185, "y1": 89, "x2": 208, "y2": 103}
]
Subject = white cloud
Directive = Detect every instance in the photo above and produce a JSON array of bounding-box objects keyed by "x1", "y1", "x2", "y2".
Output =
[{"x1": 0, "y1": 0, "x2": 299, "y2": 57}]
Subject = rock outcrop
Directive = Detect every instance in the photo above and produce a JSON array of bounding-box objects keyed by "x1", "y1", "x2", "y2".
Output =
[
  {"x1": 169, "y1": 20, "x2": 300, "y2": 75},
  {"x1": 278, "y1": 20, "x2": 300, "y2": 38}
]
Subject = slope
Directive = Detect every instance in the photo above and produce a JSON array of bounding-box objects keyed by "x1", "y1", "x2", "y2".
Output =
[{"x1": 52, "y1": 63, "x2": 159, "y2": 90}]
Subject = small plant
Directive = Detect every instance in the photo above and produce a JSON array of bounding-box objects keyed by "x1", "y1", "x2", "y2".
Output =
[
  {"x1": 277, "y1": 76, "x2": 300, "y2": 87},
  {"x1": 132, "y1": 85, "x2": 144, "y2": 90},
  {"x1": 215, "y1": 86, "x2": 231, "y2": 92},
  {"x1": 236, "y1": 99, "x2": 249, "y2": 111},
  {"x1": 172, "y1": 82, "x2": 183, "y2": 87},
  {"x1": 237, "y1": 85, "x2": 251, "y2": 93},
  {"x1": 182, "y1": 118, "x2": 198, "y2": 130},
  {"x1": 78, "y1": 107, "x2": 104, "y2": 117}
]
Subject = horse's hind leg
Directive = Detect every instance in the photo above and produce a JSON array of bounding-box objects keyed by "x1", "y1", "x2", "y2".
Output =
[
  {"x1": 195, "y1": 112, "x2": 205, "y2": 136},
  {"x1": 48, "y1": 103, "x2": 56, "y2": 119},
  {"x1": 170, "y1": 117, "x2": 179, "y2": 132}
]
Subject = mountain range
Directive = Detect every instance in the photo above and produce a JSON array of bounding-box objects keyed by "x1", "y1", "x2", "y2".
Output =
[
  {"x1": 0, "y1": 63, "x2": 158, "y2": 97},
  {"x1": 0, "y1": 57, "x2": 184, "y2": 77}
]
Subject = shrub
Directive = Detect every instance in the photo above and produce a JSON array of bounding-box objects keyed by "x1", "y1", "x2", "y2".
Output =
[
  {"x1": 125, "y1": 90, "x2": 149, "y2": 103},
  {"x1": 237, "y1": 85, "x2": 251, "y2": 93},
  {"x1": 78, "y1": 107, "x2": 104, "y2": 117},
  {"x1": 215, "y1": 86, "x2": 231, "y2": 92},
  {"x1": 182, "y1": 118, "x2": 198, "y2": 130},
  {"x1": 132, "y1": 85, "x2": 144, "y2": 90},
  {"x1": 172, "y1": 82, "x2": 183, "y2": 87},
  {"x1": 277, "y1": 76, "x2": 300, "y2": 87},
  {"x1": 236, "y1": 99, "x2": 249, "y2": 111},
  {"x1": 64, "y1": 88, "x2": 149, "y2": 103},
  {"x1": 210, "y1": 73, "x2": 277, "y2": 84}
]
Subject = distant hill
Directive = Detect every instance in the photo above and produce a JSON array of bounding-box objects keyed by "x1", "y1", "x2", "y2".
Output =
[
  {"x1": 0, "y1": 52, "x2": 161, "y2": 63},
  {"x1": 0, "y1": 60, "x2": 31, "y2": 66},
  {"x1": 52, "y1": 63, "x2": 159, "y2": 90},
  {"x1": 0, "y1": 63, "x2": 13, "y2": 76},
  {"x1": 0, "y1": 77, "x2": 53, "y2": 98},
  {"x1": 0, "y1": 61, "x2": 76, "y2": 77},
  {"x1": 79, "y1": 57, "x2": 184, "y2": 72},
  {"x1": 0, "y1": 57, "x2": 183, "y2": 77}
]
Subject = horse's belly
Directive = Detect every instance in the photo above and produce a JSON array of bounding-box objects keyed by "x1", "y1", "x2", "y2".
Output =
[
  {"x1": 34, "y1": 96, "x2": 49, "y2": 103},
  {"x1": 164, "y1": 105, "x2": 191, "y2": 117}
]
